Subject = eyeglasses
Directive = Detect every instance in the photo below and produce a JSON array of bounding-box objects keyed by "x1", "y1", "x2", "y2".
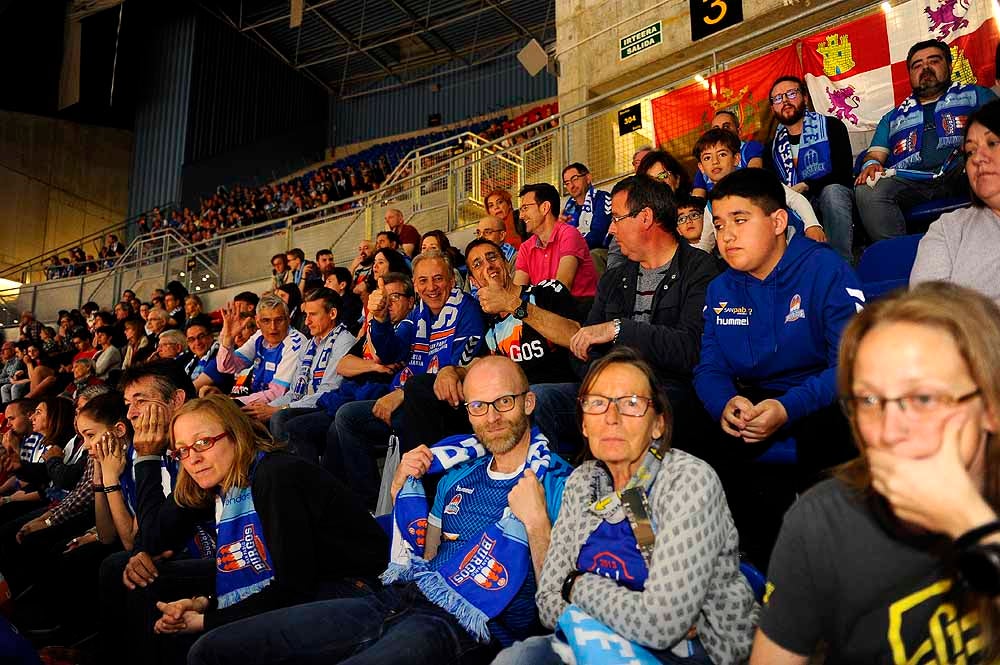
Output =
[
  {"x1": 169, "y1": 431, "x2": 227, "y2": 461},
  {"x1": 475, "y1": 228, "x2": 505, "y2": 237},
  {"x1": 469, "y1": 252, "x2": 505, "y2": 271},
  {"x1": 840, "y1": 388, "x2": 981, "y2": 420},
  {"x1": 465, "y1": 392, "x2": 528, "y2": 417},
  {"x1": 651, "y1": 170, "x2": 674, "y2": 182},
  {"x1": 770, "y1": 89, "x2": 802, "y2": 106},
  {"x1": 518, "y1": 202, "x2": 539, "y2": 214},
  {"x1": 562, "y1": 173, "x2": 588, "y2": 188},
  {"x1": 186, "y1": 333, "x2": 211, "y2": 343},
  {"x1": 387, "y1": 292, "x2": 410, "y2": 302},
  {"x1": 610, "y1": 209, "x2": 642, "y2": 225},
  {"x1": 677, "y1": 212, "x2": 703, "y2": 225},
  {"x1": 578, "y1": 394, "x2": 654, "y2": 417}
]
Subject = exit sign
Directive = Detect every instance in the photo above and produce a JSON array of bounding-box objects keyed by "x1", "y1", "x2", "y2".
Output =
[{"x1": 620, "y1": 22, "x2": 662, "y2": 60}]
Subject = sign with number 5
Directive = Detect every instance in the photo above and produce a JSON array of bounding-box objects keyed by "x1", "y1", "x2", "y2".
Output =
[{"x1": 690, "y1": 0, "x2": 743, "y2": 41}]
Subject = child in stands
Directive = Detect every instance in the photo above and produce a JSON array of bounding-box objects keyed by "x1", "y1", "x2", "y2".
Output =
[
  {"x1": 692, "y1": 128, "x2": 827, "y2": 254},
  {"x1": 693, "y1": 168, "x2": 864, "y2": 569}
]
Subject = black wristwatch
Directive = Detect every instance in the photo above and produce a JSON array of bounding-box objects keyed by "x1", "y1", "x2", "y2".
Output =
[
  {"x1": 561, "y1": 570, "x2": 585, "y2": 603},
  {"x1": 959, "y1": 543, "x2": 1000, "y2": 596},
  {"x1": 513, "y1": 300, "x2": 529, "y2": 320}
]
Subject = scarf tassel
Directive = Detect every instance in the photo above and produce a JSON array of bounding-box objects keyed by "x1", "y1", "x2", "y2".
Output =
[{"x1": 414, "y1": 571, "x2": 492, "y2": 643}]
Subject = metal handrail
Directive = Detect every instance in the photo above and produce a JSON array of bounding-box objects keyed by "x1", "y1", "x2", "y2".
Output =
[{"x1": 1, "y1": 201, "x2": 179, "y2": 284}]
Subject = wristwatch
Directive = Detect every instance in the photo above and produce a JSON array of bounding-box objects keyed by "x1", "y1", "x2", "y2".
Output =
[{"x1": 513, "y1": 301, "x2": 529, "y2": 320}]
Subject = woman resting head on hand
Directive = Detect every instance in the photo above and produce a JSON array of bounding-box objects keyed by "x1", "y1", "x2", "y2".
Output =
[{"x1": 752, "y1": 281, "x2": 1000, "y2": 665}]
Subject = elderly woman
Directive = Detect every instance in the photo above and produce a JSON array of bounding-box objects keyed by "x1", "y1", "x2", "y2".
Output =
[
  {"x1": 751, "y1": 282, "x2": 1000, "y2": 664},
  {"x1": 122, "y1": 319, "x2": 153, "y2": 369},
  {"x1": 152, "y1": 395, "x2": 388, "y2": 642},
  {"x1": 495, "y1": 347, "x2": 758, "y2": 665},
  {"x1": 910, "y1": 99, "x2": 1000, "y2": 301},
  {"x1": 61, "y1": 357, "x2": 103, "y2": 399}
]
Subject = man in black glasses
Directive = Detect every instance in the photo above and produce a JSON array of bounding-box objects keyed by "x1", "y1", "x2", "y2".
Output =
[{"x1": 767, "y1": 76, "x2": 855, "y2": 262}]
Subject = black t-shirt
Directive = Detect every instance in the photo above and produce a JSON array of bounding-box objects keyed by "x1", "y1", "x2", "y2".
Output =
[
  {"x1": 760, "y1": 478, "x2": 986, "y2": 664},
  {"x1": 481, "y1": 280, "x2": 578, "y2": 384}
]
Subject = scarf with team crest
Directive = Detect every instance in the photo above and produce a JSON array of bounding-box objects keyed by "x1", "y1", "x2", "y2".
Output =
[
  {"x1": 886, "y1": 81, "x2": 977, "y2": 170},
  {"x1": 214, "y1": 453, "x2": 275, "y2": 609},
  {"x1": 773, "y1": 111, "x2": 833, "y2": 186},
  {"x1": 382, "y1": 429, "x2": 552, "y2": 642}
]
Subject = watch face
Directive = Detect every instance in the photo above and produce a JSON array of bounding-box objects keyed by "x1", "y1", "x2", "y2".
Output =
[{"x1": 514, "y1": 303, "x2": 528, "y2": 319}]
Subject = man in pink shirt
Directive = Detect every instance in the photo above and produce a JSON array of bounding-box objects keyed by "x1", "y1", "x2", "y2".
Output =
[{"x1": 514, "y1": 182, "x2": 597, "y2": 314}]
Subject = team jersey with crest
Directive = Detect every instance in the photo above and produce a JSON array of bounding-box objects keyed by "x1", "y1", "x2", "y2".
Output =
[
  {"x1": 428, "y1": 453, "x2": 573, "y2": 646},
  {"x1": 481, "y1": 280, "x2": 578, "y2": 385}
]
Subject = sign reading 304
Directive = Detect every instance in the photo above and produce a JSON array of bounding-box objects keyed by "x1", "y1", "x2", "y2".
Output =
[{"x1": 689, "y1": 0, "x2": 743, "y2": 41}]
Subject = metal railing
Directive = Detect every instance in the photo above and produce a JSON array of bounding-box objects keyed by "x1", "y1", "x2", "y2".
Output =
[{"x1": 1, "y1": 202, "x2": 179, "y2": 286}]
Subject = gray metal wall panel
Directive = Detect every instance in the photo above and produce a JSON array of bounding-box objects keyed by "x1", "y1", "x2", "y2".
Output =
[
  {"x1": 127, "y1": 11, "x2": 195, "y2": 216},
  {"x1": 332, "y1": 53, "x2": 556, "y2": 145}
]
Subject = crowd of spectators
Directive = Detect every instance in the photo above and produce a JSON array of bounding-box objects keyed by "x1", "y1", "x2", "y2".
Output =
[{"x1": 3, "y1": 40, "x2": 1000, "y2": 665}]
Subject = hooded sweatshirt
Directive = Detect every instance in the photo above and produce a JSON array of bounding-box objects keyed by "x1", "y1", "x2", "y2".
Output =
[{"x1": 694, "y1": 235, "x2": 865, "y2": 424}]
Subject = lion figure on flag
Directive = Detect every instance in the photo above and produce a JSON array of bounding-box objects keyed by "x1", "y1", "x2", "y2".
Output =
[
  {"x1": 826, "y1": 86, "x2": 861, "y2": 126},
  {"x1": 924, "y1": 0, "x2": 970, "y2": 39}
]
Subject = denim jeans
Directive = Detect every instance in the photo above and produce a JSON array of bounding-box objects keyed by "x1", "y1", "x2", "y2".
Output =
[
  {"x1": 492, "y1": 633, "x2": 714, "y2": 665},
  {"x1": 268, "y1": 406, "x2": 321, "y2": 443},
  {"x1": 854, "y1": 166, "x2": 967, "y2": 241},
  {"x1": 527, "y1": 383, "x2": 582, "y2": 459},
  {"x1": 328, "y1": 400, "x2": 406, "y2": 508},
  {"x1": 188, "y1": 583, "x2": 495, "y2": 665},
  {"x1": 810, "y1": 184, "x2": 854, "y2": 263}
]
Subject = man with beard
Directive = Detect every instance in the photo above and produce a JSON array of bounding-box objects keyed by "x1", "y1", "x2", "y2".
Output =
[
  {"x1": 855, "y1": 39, "x2": 997, "y2": 240},
  {"x1": 767, "y1": 76, "x2": 856, "y2": 262},
  {"x1": 349, "y1": 238, "x2": 375, "y2": 286},
  {"x1": 185, "y1": 356, "x2": 573, "y2": 665}
]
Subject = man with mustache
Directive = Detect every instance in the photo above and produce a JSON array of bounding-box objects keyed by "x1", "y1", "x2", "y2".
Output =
[
  {"x1": 854, "y1": 39, "x2": 997, "y2": 241},
  {"x1": 767, "y1": 76, "x2": 856, "y2": 262}
]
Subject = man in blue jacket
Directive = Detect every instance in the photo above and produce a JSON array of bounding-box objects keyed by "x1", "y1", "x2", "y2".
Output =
[{"x1": 694, "y1": 168, "x2": 865, "y2": 568}]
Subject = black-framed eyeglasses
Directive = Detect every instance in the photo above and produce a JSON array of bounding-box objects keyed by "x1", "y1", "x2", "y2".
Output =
[
  {"x1": 186, "y1": 333, "x2": 211, "y2": 343},
  {"x1": 840, "y1": 388, "x2": 981, "y2": 419},
  {"x1": 578, "y1": 394, "x2": 654, "y2": 417},
  {"x1": 771, "y1": 89, "x2": 802, "y2": 106},
  {"x1": 169, "y1": 431, "x2": 227, "y2": 461},
  {"x1": 465, "y1": 392, "x2": 528, "y2": 417},
  {"x1": 677, "y1": 212, "x2": 703, "y2": 225},
  {"x1": 562, "y1": 173, "x2": 588, "y2": 187}
]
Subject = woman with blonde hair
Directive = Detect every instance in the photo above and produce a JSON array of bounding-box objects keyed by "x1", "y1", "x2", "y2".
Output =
[
  {"x1": 151, "y1": 395, "x2": 388, "y2": 644},
  {"x1": 752, "y1": 281, "x2": 1000, "y2": 664}
]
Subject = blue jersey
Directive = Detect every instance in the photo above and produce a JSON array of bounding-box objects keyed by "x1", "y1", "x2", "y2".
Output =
[{"x1": 428, "y1": 453, "x2": 572, "y2": 645}]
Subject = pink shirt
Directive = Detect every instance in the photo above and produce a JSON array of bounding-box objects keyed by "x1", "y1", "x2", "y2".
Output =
[{"x1": 515, "y1": 222, "x2": 598, "y2": 298}]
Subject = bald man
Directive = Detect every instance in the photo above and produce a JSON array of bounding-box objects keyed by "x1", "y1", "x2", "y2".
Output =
[{"x1": 384, "y1": 209, "x2": 420, "y2": 257}]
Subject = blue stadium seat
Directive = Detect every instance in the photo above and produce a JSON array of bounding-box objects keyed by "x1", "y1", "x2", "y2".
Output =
[
  {"x1": 740, "y1": 560, "x2": 767, "y2": 603},
  {"x1": 856, "y1": 233, "x2": 924, "y2": 300},
  {"x1": 903, "y1": 196, "x2": 971, "y2": 229}
]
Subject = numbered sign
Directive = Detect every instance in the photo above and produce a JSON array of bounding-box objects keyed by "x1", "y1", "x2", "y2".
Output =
[
  {"x1": 690, "y1": 0, "x2": 743, "y2": 41},
  {"x1": 618, "y1": 104, "x2": 642, "y2": 136}
]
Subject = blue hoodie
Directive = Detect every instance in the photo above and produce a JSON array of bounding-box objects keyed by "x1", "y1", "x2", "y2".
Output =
[{"x1": 694, "y1": 235, "x2": 865, "y2": 424}]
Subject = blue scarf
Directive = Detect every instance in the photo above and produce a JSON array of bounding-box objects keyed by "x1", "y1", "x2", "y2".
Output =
[
  {"x1": 555, "y1": 605, "x2": 661, "y2": 665},
  {"x1": 215, "y1": 453, "x2": 275, "y2": 609},
  {"x1": 290, "y1": 326, "x2": 342, "y2": 399},
  {"x1": 382, "y1": 430, "x2": 552, "y2": 642},
  {"x1": 773, "y1": 111, "x2": 832, "y2": 186},
  {"x1": 886, "y1": 82, "x2": 977, "y2": 170},
  {"x1": 393, "y1": 290, "x2": 480, "y2": 390}
]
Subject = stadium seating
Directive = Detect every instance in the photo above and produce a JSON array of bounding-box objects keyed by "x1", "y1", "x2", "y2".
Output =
[{"x1": 856, "y1": 233, "x2": 924, "y2": 300}]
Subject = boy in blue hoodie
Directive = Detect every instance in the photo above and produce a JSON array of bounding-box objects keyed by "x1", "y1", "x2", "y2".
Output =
[{"x1": 693, "y1": 168, "x2": 865, "y2": 568}]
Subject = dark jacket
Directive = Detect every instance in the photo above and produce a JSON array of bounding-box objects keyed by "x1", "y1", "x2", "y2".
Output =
[
  {"x1": 136, "y1": 451, "x2": 389, "y2": 630},
  {"x1": 585, "y1": 240, "x2": 721, "y2": 386}
]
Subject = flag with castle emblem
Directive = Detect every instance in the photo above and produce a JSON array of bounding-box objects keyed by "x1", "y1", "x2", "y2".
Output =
[
  {"x1": 801, "y1": 0, "x2": 997, "y2": 134},
  {"x1": 650, "y1": 0, "x2": 997, "y2": 147},
  {"x1": 649, "y1": 45, "x2": 799, "y2": 153}
]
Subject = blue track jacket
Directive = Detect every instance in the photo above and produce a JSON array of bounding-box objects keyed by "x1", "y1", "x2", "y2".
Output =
[{"x1": 694, "y1": 235, "x2": 865, "y2": 424}]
